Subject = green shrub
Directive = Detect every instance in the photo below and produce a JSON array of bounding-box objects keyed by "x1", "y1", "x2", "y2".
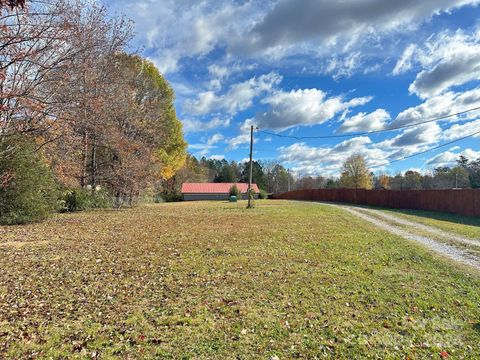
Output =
[
  {"x1": 90, "y1": 188, "x2": 113, "y2": 208},
  {"x1": 258, "y1": 189, "x2": 268, "y2": 199},
  {"x1": 63, "y1": 187, "x2": 113, "y2": 212},
  {"x1": 163, "y1": 193, "x2": 183, "y2": 202},
  {"x1": 229, "y1": 185, "x2": 240, "y2": 197},
  {"x1": 0, "y1": 136, "x2": 59, "y2": 225},
  {"x1": 63, "y1": 189, "x2": 91, "y2": 212}
]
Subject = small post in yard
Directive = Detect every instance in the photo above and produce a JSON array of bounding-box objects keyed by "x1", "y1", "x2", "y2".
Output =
[{"x1": 247, "y1": 125, "x2": 254, "y2": 208}]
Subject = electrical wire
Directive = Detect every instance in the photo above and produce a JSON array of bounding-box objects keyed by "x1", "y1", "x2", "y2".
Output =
[
  {"x1": 257, "y1": 106, "x2": 480, "y2": 140},
  {"x1": 369, "y1": 128, "x2": 480, "y2": 169},
  {"x1": 254, "y1": 128, "x2": 480, "y2": 168}
]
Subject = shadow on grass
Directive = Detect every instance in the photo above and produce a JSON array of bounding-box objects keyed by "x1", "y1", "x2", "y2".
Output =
[
  {"x1": 474, "y1": 323, "x2": 480, "y2": 332},
  {"x1": 344, "y1": 202, "x2": 480, "y2": 227},
  {"x1": 386, "y1": 208, "x2": 480, "y2": 227}
]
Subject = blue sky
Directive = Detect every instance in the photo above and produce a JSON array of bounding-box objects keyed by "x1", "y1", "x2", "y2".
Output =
[{"x1": 106, "y1": 0, "x2": 480, "y2": 177}]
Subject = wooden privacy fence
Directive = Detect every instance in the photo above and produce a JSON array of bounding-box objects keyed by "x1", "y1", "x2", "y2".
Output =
[{"x1": 273, "y1": 188, "x2": 480, "y2": 217}]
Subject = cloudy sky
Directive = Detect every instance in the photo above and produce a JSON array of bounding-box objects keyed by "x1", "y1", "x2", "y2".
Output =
[{"x1": 107, "y1": 0, "x2": 480, "y2": 176}]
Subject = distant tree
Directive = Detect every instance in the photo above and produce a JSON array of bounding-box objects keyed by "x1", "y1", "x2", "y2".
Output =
[
  {"x1": 451, "y1": 166, "x2": 470, "y2": 188},
  {"x1": 240, "y1": 161, "x2": 267, "y2": 190},
  {"x1": 339, "y1": 154, "x2": 372, "y2": 189},
  {"x1": 271, "y1": 165, "x2": 291, "y2": 193},
  {"x1": 262, "y1": 161, "x2": 292, "y2": 193},
  {"x1": 431, "y1": 167, "x2": 451, "y2": 189},
  {"x1": 390, "y1": 174, "x2": 405, "y2": 190},
  {"x1": 214, "y1": 160, "x2": 236, "y2": 183},
  {"x1": 432, "y1": 167, "x2": 469, "y2": 189},
  {"x1": 325, "y1": 179, "x2": 338, "y2": 189},
  {"x1": 421, "y1": 173, "x2": 435, "y2": 189},
  {"x1": 199, "y1": 157, "x2": 219, "y2": 181},
  {"x1": 295, "y1": 176, "x2": 315, "y2": 190},
  {"x1": 161, "y1": 154, "x2": 209, "y2": 197},
  {"x1": 403, "y1": 170, "x2": 422, "y2": 190},
  {"x1": 230, "y1": 161, "x2": 242, "y2": 182},
  {"x1": 457, "y1": 156, "x2": 480, "y2": 188},
  {"x1": 467, "y1": 160, "x2": 480, "y2": 188},
  {"x1": 374, "y1": 174, "x2": 391, "y2": 189},
  {"x1": 457, "y1": 155, "x2": 469, "y2": 168}
]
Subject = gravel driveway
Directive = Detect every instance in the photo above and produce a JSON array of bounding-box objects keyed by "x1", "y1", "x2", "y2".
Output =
[{"x1": 324, "y1": 203, "x2": 480, "y2": 271}]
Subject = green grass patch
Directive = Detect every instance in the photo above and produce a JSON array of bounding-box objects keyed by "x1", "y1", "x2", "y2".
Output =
[
  {"x1": 377, "y1": 208, "x2": 480, "y2": 240},
  {"x1": 0, "y1": 201, "x2": 479, "y2": 359}
]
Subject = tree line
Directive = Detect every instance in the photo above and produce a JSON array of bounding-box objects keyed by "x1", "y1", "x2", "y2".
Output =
[
  {"x1": 308, "y1": 154, "x2": 480, "y2": 191},
  {"x1": 1, "y1": 0, "x2": 186, "y2": 224},
  {"x1": 165, "y1": 153, "x2": 480, "y2": 198},
  {"x1": 376, "y1": 156, "x2": 480, "y2": 190}
]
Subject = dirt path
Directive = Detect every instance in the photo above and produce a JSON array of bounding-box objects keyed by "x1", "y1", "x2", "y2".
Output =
[{"x1": 324, "y1": 203, "x2": 480, "y2": 271}]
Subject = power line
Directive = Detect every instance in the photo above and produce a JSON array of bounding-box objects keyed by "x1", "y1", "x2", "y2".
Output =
[
  {"x1": 254, "y1": 128, "x2": 480, "y2": 168},
  {"x1": 257, "y1": 106, "x2": 480, "y2": 140},
  {"x1": 369, "y1": 128, "x2": 480, "y2": 169}
]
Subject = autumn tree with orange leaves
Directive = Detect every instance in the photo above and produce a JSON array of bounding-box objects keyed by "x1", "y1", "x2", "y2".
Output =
[{"x1": 1, "y1": 0, "x2": 187, "y2": 221}]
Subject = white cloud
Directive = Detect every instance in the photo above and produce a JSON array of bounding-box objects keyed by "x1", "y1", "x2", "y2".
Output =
[
  {"x1": 387, "y1": 123, "x2": 442, "y2": 148},
  {"x1": 339, "y1": 109, "x2": 391, "y2": 133},
  {"x1": 392, "y1": 29, "x2": 480, "y2": 98},
  {"x1": 182, "y1": 117, "x2": 231, "y2": 133},
  {"x1": 426, "y1": 148, "x2": 480, "y2": 166},
  {"x1": 208, "y1": 64, "x2": 230, "y2": 79},
  {"x1": 209, "y1": 154, "x2": 225, "y2": 161},
  {"x1": 442, "y1": 119, "x2": 480, "y2": 140},
  {"x1": 392, "y1": 88, "x2": 480, "y2": 127},
  {"x1": 206, "y1": 63, "x2": 257, "y2": 91},
  {"x1": 226, "y1": 134, "x2": 251, "y2": 150},
  {"x1": 112, "y1": 0, "x2": 480, "y2": 78},
  {"x1": 272, "y1": 108, "x2": 479, "y2": 174},
  {"x1": 109, "y1": 0, "x2": 261, "y2": 74},
  {"x1": 184, "y1": 72, "x2": 282, "y2": 116},
  {"x1": 240, "y1": 157, "x2": 258, "y2": 164},
  {"x1": 208, "y1": 62, "x2": 257, "y2": 80},
  {"x1": 277, "y1": 136, "x2": 390, "y2": 176},
  {"x1": 364, "y1": 123, "x2": 444, "y2": 166},
  {"x1": 188, "y1": 133, "x2": 225, "y2": 156},
  {"x1": 207, "y1": 133, "x2": 224, "y2": 145},
  {"x1": 235, "y1": 0, "x2": 480, "y2": 56},
  {"x1": 225, "y1": 118, "x2": 257, "y2": 150},
  {"x1": 255, "y1": 88, "x2": 372, "y2": 130},
  {"x1": 324, "y1": 52, "x2": 363, "y2": 80},
  {"x1": 392, "y1": 44, "x2": 417, "y2": 75}
]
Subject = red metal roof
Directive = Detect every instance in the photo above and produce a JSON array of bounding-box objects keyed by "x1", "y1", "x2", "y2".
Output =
[{"x1": 181, "y1": 183, "x2": 260, "y2": 194}]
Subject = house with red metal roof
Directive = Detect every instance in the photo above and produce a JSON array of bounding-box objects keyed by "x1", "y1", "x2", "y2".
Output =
[{"x1": 181, "y1": 183, "x2": 260, "y2": 201}]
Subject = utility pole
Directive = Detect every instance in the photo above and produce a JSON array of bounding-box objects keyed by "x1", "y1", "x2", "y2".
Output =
[
  {"x1": 247, "y1": 125, "x2": 254, "y2": 208},
  {"x1": 287, "y1": 168, "x2": 291, "y2": 192}
]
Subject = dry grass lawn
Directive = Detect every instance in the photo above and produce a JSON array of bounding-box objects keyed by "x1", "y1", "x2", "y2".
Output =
[{"x1": 0, "y1": 200, "x2": 479, "y2": 359}]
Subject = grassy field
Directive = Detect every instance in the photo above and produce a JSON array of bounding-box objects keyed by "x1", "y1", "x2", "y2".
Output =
[
  {"x1": 0, "y1": 200, "x2": 479, "y2": 359},
  {"x1": 374, "y1": 208, "x2": 480, "y2": 240}
]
